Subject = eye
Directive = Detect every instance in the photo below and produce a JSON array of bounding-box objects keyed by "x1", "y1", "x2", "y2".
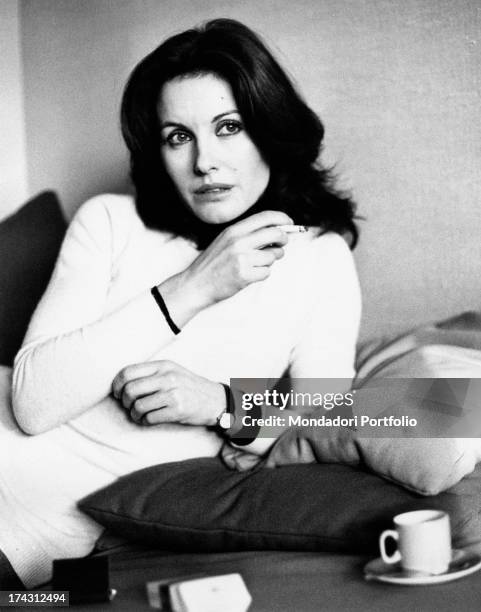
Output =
[
  {"x1": 163, "y1": 130, "x2": 192, "y2": 147},
  {"x1": 216, "y1": 119, "x2": 243, "y2": 137}
]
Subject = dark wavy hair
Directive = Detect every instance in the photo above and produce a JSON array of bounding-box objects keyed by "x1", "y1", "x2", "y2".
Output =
[{"x1": 121, "y1": 18, "x2": 359, "y2": 248}]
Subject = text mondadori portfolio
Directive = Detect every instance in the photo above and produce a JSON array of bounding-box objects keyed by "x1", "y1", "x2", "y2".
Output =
[
  {"x1": 239, "y1": 390, "x2": 418, "y2": 428},
  {"x1": 241, "y1": 415, "x2": 418, "y2": 428}
]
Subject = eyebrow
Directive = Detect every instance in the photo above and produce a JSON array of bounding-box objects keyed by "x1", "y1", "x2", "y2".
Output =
[
  {"x1": 212, "y1": 110, "x2": 239, "y2": 122},
  {"x1": 159, "y1": 110, "x2": 240, "y2": 130}
]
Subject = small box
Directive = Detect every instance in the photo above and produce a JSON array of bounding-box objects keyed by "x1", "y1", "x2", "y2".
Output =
[{"x1": 169, "y1": 573, "x2": 251, "y2": 612}]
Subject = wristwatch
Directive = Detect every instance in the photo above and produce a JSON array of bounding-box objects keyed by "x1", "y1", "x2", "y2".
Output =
[
  {"x1": 215, "y1": 383, "x2": 235, "y2": 430},
  {"x1": 216, "y1": 411, "x2": 235, "y2": 430}
]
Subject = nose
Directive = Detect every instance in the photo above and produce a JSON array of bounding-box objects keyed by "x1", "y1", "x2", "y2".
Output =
[{"x1": 193, "y1": 136, "x2": 219, "y2": 176}]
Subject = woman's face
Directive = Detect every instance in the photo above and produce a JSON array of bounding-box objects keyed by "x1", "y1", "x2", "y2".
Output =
[{"x1": 158, "y1": 73, "x2": 270, "y2": 225}]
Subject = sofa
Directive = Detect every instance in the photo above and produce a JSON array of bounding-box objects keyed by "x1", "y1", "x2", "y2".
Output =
[{"x1": 2, "y1": 192, "x2": 481, "y2": 611}]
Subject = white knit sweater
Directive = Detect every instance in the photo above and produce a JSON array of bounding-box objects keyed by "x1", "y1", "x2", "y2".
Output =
[{"x1": 1, "y1": 194, "x2": 361, "y2": 587}]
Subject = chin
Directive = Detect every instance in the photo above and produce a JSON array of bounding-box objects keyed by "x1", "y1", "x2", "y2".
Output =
[
  {"x1": 193, "y1": 204, "x2": 251, "y2": 226},
  {"x1": 201, "y1": 214, "x2": 238, "y2": 225}
]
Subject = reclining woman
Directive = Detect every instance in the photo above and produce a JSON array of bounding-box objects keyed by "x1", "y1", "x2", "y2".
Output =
[{"x1": 2, "y1": 19, "x2": 360, "y2": 587}]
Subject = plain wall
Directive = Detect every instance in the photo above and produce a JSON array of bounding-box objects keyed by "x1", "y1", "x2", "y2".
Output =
[
  {"x1": 0, "y1": 0, "x2": 28, "y2": 219},
  {"x1": 19, "y1": 0, "x2": 481, "y2": 342}
]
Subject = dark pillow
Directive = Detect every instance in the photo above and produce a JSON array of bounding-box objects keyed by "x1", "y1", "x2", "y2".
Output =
[
  {"x1": 79, "y1": 458, "x2": 481, "y2": 554},
  {"x1": 0, "y1": 191, "x2": 66, "y2": 365}
]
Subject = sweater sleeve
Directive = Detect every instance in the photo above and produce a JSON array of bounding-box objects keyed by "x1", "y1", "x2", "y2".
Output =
[
  {"x1": 12, "y1": 195, "x2": 178, "y2": 433},
  {"x1": 288, "y1": 233, "x2": 361, "y2": 383},
  {"x1": 223, "y1": 234, "x2": 361, "y2": 461}
]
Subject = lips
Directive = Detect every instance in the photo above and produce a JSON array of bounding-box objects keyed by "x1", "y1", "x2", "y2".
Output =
[{"x1": 194, "y1": 183, "x2": 233, "y2": 194}]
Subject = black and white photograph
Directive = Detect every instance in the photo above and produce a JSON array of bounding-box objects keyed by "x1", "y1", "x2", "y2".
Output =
[{"x1": 0, "y1": 1, "x2": 480, "y2": 610}]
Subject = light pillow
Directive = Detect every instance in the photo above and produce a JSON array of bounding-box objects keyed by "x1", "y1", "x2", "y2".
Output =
[{"x1": 263, "y1": 313, "x2": 481, "y2": 495}]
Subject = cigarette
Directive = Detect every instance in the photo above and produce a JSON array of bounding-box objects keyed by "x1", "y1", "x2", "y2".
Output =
[{"x1": 278, "y1": 224, "x2": 308, "y2": 233}]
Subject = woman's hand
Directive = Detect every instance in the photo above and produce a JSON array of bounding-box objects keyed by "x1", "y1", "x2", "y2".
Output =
[
  {"x1": 159, "y1": 210, "x2": 293, "y2": 326},
  {"x1": 112, "y1": 360, "x2": 226, "y2": 426},
  {"x1": 183, "y1": 210, "x2": 293, "y2": 305}
]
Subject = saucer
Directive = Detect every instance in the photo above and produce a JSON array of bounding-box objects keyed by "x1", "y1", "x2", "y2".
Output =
[{"x1": 364, "y1": 549, "x2": 481, "y2": 585}]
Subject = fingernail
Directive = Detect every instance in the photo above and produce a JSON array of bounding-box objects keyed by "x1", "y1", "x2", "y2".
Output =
[{"x1": 280, "y1": 225, "x2": 308, "y2": 234}]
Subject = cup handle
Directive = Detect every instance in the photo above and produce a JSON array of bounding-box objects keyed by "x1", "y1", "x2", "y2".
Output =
[{"x1": 379, "y1": 529, "x2": 401, "y2": 564}]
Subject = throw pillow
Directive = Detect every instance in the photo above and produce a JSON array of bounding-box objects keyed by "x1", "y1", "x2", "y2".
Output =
[
  {"x1": 79, "y1": 458, "x2": 481, "y2": 554},
  {"x1": 0, "y1": 191, "x2": 66, "y2": 365}
]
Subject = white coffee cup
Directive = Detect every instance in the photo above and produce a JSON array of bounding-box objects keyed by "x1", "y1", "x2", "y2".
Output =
[{"x1": 379, "y1": 510, "x2": 451, "y2": 575}]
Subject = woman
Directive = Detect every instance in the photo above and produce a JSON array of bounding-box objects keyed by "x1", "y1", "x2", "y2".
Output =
[{"x1": 2, "y1": 19, "x2": 361, "y2": 587}]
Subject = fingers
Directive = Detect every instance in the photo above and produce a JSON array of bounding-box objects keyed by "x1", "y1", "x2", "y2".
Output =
[
  {"x1": 225, "y1": 210, "x2": 293, "y2": 238},
  {"x1": 243, "y1": 226, "x2": 289, "y2": 250},
  {"x1": 121, "y1": 376, "x2": 169, "y2": 411},
  {"x1": 129, "y1": 391, "x2": 172, "y2": 424},
  {"x1": 111, "y1": 360, "x2": 173, "y2": 400},
  {"x1": 250, "y1": 247, "x2": 285, "y2": 267},
  {"x1": 129, "y1": 391, "x2": 188, "y2": 426},
  {"x1": 248, "y1": 267, "x2": 271, "y2": 283},
  {"x1": 142, "y1": 406, "x2": 179, "y2": 425}
]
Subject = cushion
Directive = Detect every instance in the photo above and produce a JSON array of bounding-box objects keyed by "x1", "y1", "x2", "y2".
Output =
[
  {"x1": 259, "y1": 367, "x2": 481, "y2": 496},
  {"x1": 0, "y1": 191, "x2": 66, "y2": 365},
  {"x1": 79, "y1": 457, "x2": 481, "y2": 554},
  {"x1": 349, "y1": 314, "x2": 481, "y2": 494},
  {"x1": 225, "y1": 312, "x2": 481, "y2": 495}
]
